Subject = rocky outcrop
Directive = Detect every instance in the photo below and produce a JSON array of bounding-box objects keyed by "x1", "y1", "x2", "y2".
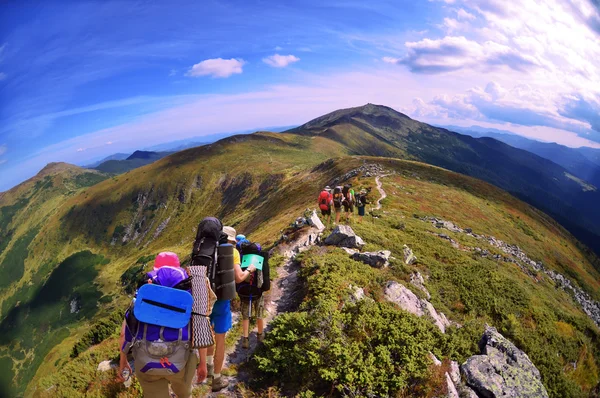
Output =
[
  {"x1": 330, "y1": 163, "x2": 387, "y2": 185},
  {"x1": 461, "y1": 326, "x2": 549, "y2": 398},
  {"x1": 419, "y1": 215, "x2": 600, "y2": 328},
  {"x1": 384, "y1": 281, "x2": 451, "y2": 333},
  {"x1": 351, "y1": 250, "x2": 391, "y2": 268},
  {"x1": 324, "y1": 225, "x2": 365, "y2": 248},
  {"x1": 403, "y1": 244, "x2": 417, "y2": 265}
]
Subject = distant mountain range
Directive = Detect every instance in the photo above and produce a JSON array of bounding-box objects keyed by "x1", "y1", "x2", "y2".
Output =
[{"x1": 443, "y1": 125, "x2": 600, "y2": 188}]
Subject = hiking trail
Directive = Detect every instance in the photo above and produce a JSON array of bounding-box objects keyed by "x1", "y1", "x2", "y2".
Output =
[
  {"x1": 199, "y1": 219, "x2": 324, "y2": 396},
  {"x1": 374, "y1": 175, "x2": 388, "y2": 210}
]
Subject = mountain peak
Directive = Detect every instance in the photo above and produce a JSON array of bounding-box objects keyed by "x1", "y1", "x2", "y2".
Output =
[
  {"x1": 127, "y1": 150, "x2": 159, "y2": 160},
  {"x1": 38, "y1": 162, "x2": 81, "y2": 176}
]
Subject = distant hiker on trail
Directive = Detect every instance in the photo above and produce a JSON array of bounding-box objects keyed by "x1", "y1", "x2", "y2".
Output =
[
  {"x1": 332, "y1": 185, "x2": 344, "y2": 224},
  {"x1": 318, "y1": 186, "x2": 333, "y2": 225},
  {"x1": 356, "y1": 189, "x2": 369, "y2": 223},
  {"x1": 118, "y1": 252, "x2": 202, "y2": 398},
  {"x1": 342, "y1": 184, "x2": 355, "y2": 223},
  {"x1": 236, "y1": 236, "x2": 270, "y2": 349}
]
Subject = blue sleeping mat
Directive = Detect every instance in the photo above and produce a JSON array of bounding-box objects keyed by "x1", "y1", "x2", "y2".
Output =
[{"x1": 134, "y1": 284, "x2": 193, "y2": 329}]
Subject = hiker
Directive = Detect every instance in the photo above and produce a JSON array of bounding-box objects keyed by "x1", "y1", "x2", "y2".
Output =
[
  {"x1": 236, "y1": 237, "x2": 270, "y2": 349},
  {"x1": 332, "y1": 185, "x2": 344, "y2": 224},
  {"x1": 317, "y1": 186, "x2": 333, "y2": 225},
  {"x1": 342, "y1": 184, "x2": 355, "y2": 223},
  {"x1": 204, "y1": 225, "x2": 256, "y2": 392},
  {"x1": 118, "y1": 252, "x2": 202, "y2": 398},
  {"x1": 356, "y1": 189, "x2": 369, "y2": 223}
]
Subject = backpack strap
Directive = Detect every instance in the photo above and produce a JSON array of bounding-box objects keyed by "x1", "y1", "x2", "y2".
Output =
[{"x1": 143, "y1": 323, "x2": 148, "y2": 340}]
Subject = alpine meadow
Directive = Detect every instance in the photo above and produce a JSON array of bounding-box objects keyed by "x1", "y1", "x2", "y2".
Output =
[{"x1": 0, "y1": 104, "x2": 599, "y2": 397}]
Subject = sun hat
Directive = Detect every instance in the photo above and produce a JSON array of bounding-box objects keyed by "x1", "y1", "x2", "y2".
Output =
[
  {"x1": 223, "y1": 226, "x2": 236, "y2": 242},
  {"x1": 153, "y1": 252, "x2": 180, "y2": 270}
]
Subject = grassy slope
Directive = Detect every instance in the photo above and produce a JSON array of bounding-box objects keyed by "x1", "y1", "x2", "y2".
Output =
[{"x1": 26, "y1": 156, "x2": 600, "y2": 397}]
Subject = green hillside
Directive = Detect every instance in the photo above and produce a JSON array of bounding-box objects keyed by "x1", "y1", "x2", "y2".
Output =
[{"x1": 0, "y1": 107, "x2": 599, "y2": 397}]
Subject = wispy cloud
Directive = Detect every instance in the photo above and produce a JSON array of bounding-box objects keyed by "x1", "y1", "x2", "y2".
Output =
[
  {"x1": 0, "y1": 145, "x2": 7, "y2": 156},
  {"x1": 187, "y1": 58, "x2": 245, "y2": 78},
  {"x1": 262, "y1": 54, "x2": 300, "y2": 68}
]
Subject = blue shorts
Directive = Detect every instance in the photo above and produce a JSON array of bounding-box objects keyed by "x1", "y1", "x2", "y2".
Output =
[{"x1": 210, "y1": 300, "x2": 232, "y2": 334}]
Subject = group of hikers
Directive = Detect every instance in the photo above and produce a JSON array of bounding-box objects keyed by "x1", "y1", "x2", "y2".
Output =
[
  {"x1": 318, "y1": 184, "x2": 370, "y2": 225},
  {"x1": 117, "y1": 218, "x2": 270, "y2": 397}
]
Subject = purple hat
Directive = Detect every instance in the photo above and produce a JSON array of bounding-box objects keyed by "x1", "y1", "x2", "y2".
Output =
[{"x1": 148, "y1": 266, "x2": 188, "y2": 288}]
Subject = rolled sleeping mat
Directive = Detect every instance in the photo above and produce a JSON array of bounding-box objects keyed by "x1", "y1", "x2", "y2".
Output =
[
  {"x1": 187, "y1": 265, "x2": 215, "y2": 348},
  {"x1": 216, "y1": 243, "x2": 236, "y2": 301}
]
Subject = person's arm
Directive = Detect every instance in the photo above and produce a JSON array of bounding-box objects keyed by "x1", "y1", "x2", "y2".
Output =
[
  {"x1": 234, "y1": 262, "x2": 256, "y2": 283},
  {"x1": 196, "y1": 347, "x2": 207, "y2": 382},
  {"x1": 117, "y1": 320, "x2": 133, "y2": 381}
]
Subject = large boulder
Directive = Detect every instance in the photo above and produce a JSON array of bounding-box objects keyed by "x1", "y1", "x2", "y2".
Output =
[
  {"x1": 461, "y1": 326, "x2": 549, "y2": 398},
  {"x1": 323, "y1": 225, "x2": 365, "y2": 248},
  {"x1": 351, "y1": 250, "x2": 391, "y2": 268},
  {"x1": 384, "y1": 281, "x2": 451, "y2": 333},
  {"x1": 384, "y1": 281, "x2": 424, "y2": 316}
]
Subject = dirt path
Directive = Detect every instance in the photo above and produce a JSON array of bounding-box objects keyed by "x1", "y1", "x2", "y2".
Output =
[
  {"x1": 374, "y1": 175, "x2": 388, "y2": 210},
  {"x1": 201, "y1": 223, "x2": 324, "y2": 396}
]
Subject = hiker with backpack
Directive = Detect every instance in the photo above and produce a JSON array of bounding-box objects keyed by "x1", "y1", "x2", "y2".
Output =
[
  {"x1": 317, "y1": 186, "x2": 333, "y2": 225},
  {"x1": 188, "y1": 219, "x2": 256, "y2": 392},
  {"x1": 332, "y1": 185, "x2": 344, "y2": 224},
  {"x1": 118, "y1": 252, "x2": 201, "y2": 398},
  {"x1": 342, "y1": 184, "x2": 355, "y2": 223},
  {"x1": 235, "y1": 237, "x2": 270, "y2": 349},
  {"x1": 356, "y1": 189, "x2": 369, "y2": 223}
]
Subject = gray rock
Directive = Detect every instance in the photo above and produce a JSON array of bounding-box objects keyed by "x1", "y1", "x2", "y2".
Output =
[
  {"x1": 323, "y1": 225, "x2": 365, "y2": 248},
  {"x1": 429, "y1": 352, "x2": 442, "y2": 366},
  {"x1": 410, "y1": 271, "x2": 431, "y2": 299},
  {"x1": 446, "y1": 372, "x2": 460, "y2": 398},
  {"x1": 308, "y1": 209, "x2": 326, "y2": 231},
  {"x1": 351, "y1": 250, "x2": 391, "y2": 268},
  {"x1": 341, "y1": 247, "x2": 359, "y2": 255},
  {"x1": 461, "y1": 326, "x2": 549, "y2": 398},
  {"x1": 97, "y1": 360, "x2": 114, "y2": 372},
  {"x1": 347, "y1": 285, "x2": 373, "y2": 304},
  {"x1": 384, "y1": 281, "x2": 424, "y2": 317},
  {"x1": 384, "y1": 281, "x2": 451, "y2": 333},
  {"x1": 403, "y1": 244, "x2": 417, "y2": 265}
]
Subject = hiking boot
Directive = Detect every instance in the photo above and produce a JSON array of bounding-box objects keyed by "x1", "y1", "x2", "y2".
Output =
[
  {"x1": 212, "y1": 376, "x2": 229, "y2": 392},
  {"x1": 242, "y1": 336, "x2": 249, "y2": 349},
  {"x1": 257, "y1": 332, "x2": 265, "y2": 343}
]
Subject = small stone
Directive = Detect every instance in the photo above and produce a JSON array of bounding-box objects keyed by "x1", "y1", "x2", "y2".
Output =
[
  {"x1": 97, "y1": 360, "x2": 114, "y2": 372},
  {"x1": 403, "y1": 245, "x2": 417, "y2": 265}
]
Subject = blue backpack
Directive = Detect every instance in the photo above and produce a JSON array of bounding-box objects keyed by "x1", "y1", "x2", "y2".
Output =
[{"x1": 124, "y1": 267, "x2": 194, "y2": 375}]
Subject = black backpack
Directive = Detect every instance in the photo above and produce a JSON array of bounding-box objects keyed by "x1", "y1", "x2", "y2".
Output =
[
  {"x1": 190, "y1": 217, "x2": 235, "y2": 300},
  {"x1": 333, "y1": 186, "x2": 343, "y2": 207},
  {"x1": 236, "y1": 241, "x2": 270, "y2": 299}
]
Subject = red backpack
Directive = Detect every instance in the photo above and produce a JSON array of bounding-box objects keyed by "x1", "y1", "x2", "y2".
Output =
[{"x1": 318, "y1": 191, "x2": 331, "y2": 211}]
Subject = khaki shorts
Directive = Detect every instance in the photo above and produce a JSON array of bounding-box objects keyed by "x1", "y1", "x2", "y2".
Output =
[
  {"x1": 240, "y1": 295, "x2": 265, "y2": 320},
  {"x1": 135, "y1": 349, "x2": 199, "y2": 398}
]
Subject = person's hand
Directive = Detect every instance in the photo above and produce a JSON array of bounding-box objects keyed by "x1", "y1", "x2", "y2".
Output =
[
  {"x1": 196, "y1": 362, "x2": 208, "y2": 383},
  {"x1": 117, "y1": 355, "x2": 132, "y2": 382},
  {"x1": 247, "y1": 265, "x2": 256, "y2": 273}
]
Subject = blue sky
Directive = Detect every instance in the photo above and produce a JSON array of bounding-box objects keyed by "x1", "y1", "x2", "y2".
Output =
[{"x1": 1, "y1": 0, "x2": 600, "y2": 191}]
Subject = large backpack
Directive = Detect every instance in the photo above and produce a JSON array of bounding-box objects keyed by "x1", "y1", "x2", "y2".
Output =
[
  {"x1": 190, "y1": 217, "x2": 235, "y2": 301},
  {"x1": 333, "y1": 186, "x2": 344, "y2": 207},
  {"x1": 342, "y1": 185, "x2": 351, "y2": 206},
  {"x1": 319, "y1": 191, "x2": 330, "y2": 211},
  {"x1": 125, "y1": 267, "x2": 194, "y2": 376},
  {"x1": 236, "y1": 241, "x2": 270, "y2": 299}
]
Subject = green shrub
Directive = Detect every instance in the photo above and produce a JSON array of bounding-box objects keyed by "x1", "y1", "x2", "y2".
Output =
[{"x1": 70, "y1": 309, "x2": 124, "y2": 358}]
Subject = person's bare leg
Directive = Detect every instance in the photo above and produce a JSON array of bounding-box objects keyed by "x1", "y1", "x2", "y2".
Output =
[
  {"x1": 242, "y1": 319, "x2": 250, "y2": 338},
  {"x1": 214, "y1": 333, "x2": 226, "y2": 374},
  {"x1": 257, "y1": 318, "x2": 264, "y2": 334}
]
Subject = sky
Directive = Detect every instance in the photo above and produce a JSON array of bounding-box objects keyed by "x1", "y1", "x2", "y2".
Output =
[{"x1": 1, "y1": 0, "x2": 600, "y2": 191}]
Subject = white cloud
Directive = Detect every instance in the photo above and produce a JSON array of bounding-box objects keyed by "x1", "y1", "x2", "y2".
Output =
[
  {"x1": 0, "y1": 144, "x2": 6, "y2": 156},
  {"x1": 0, "y1": 72, "x2": 6, "y2": 81},
  {"x1": 263, "y1": 54, "x2": 300, "y2": 68},
  {"x1": 76, "y1": 148, "x2": 85, "y2": 152},
  {"x1": 106, "y1": 141, "x2": 113, "y2": 145},
  {"x1": 0, "y1": 159, "x2": 6, "y2": 166},
  {"x1": 169, "y1": 69, "x2": 177, "y2": 77},
  {"x1": 456, "y1": 8, "x2": 476, "y2": 20},
  {"x1": 187, "y1": 58, "x2": 245, "y2": 78},
  {"x1": 382, "y1": 56, "x2": 401, "y2": 64},
  {"x1": 274, "y1": 46, "x2": 283, "y2": 51}
]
